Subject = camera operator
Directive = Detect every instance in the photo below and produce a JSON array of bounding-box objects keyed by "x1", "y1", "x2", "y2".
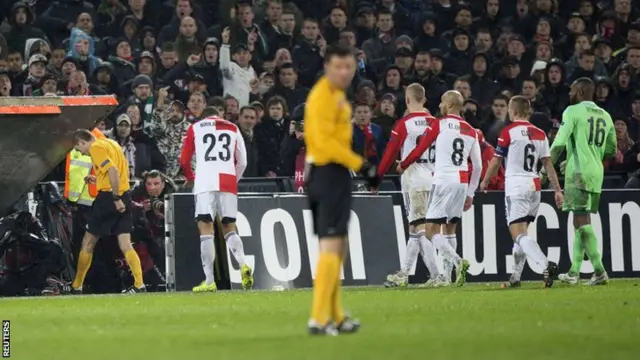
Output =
[{"x1": 131, "y1": 170, "x2": 177, "y2": 278}]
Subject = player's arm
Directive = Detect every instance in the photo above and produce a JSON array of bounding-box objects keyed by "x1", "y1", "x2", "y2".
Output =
[
  {"x1": 467, "y1": 138, "x2": 483, "y2": 196},
  {"x1": 398, "y1": 121, "x2": 439, "y2": 170},
  {"x1": 305, "y1": 89, "x2": 364, "y2": 171},
  {"x1": 89, "y1": 144, "x2": 120, "y2": 195},
  {"x1": 377, "y1": 120, "x2": 407, "y2": 176},
  {"x1": 481, "y1": 129, "x2": 509, "y2": 189},
  {"x1": 604, "y1": 120, "x2": 618, "y2": 159},
  {"x1": 235, "y1": 131, "x2": 248, "y2": 180},
  {"x1": 179, "y1": 124, "x2": 196, "y2": 181},
  {"x1": 550, "y1": 109, "x2": 576, "y2": 164}
]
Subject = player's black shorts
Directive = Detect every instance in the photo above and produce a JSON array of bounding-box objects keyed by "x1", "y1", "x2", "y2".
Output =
[
  {"x1": 306, "y1": 164, "x2": 352, "y2": 238},
  {"x1": 87, "y1": 191, "x2": 134, "y2": 237}
]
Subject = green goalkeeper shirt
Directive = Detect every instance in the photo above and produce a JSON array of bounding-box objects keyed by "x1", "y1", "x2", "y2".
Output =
[{"x1": 550, "y1": 101, "x2": 617, "y2": 193}]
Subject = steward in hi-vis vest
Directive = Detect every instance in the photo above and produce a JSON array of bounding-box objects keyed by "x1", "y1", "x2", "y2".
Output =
[{"x1": 64, "y1": 128, "x2": 105, "y2": 205}]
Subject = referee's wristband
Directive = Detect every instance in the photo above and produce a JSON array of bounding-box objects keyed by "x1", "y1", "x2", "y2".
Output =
[{"x1": 113, "y1": 194, "x2": 121, "y2": 201}]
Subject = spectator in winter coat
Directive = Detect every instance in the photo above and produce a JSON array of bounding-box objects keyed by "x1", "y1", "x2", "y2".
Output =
[
  {"x1": 627, "y1": 95, "x2": 640, "y2": 142},
  {"x1": 405, "y1": 51, "x2": 448, "y2": 115},
  {"x1": 541, "y1": 59, "x2": 570, "y2": 119},
  {"x1": 237, "y1": 106, "x2": 260, "y2": 177},
  {"x1": 255, "y1": 96, "x2": 290, "y2": 177},
  {"x1": 108, "y1": 38, "x2": 138, "y2": 87},
  {"x1": 263, "y1": 62, "x2": 309, "y2": 111},
  {"x1": 362, "y1": 9, "x2": 397, "y2": 75},
  {"x1": 111, "y1": 113, "x2": 166, "y2": 180},
  {"x1": 481, "y1": 94, "x2": 509, "y2": 146},
  {"x1": 352, "y1": 103, "x2": 386, "y2": 166},
  {"x1": 521, "y1": 77, "x2": 550, "y2": 115},
  {"x1": 613, "y1": 63, "x2": 634, "y2": 118},
  {"x1": 3, "y1": 2, "x2": 48, "y2": 56},
  {"x1": 220, "y1": 27, "x2": 256, "y2": 107},
  {"x1": 470, "y1": 52, "x2": 499, "y2": 108},
  {"x1": 175, "y1": 17, "x2": 201, "y2": 63},
  {"x1": 354, "y1": 6, "x2": 376, "y2": 47},
  {"x1": 91, "y1": 61, "x2": 119, "y2": 96},
  {"x1": 595, "y1": 76, "x2": 617, "y2": 115},
  {"x1": 413, "y1": 12, "x2": 440, "y2": 52},
  {"x1": 594, "y1": 37, "x2": 616, "y2": 74},
  {"x1": 66, "y1": 28, "x2": 101, "y2": 77},
  {"x1": 18, "y1": 54, "x2": 47, "y2": 96},
  {"x1": 158, "y1": 0, "x2": 207, "y2": 47},
  {"x1": 292, "y1": 18, "x2": 325, "y2": 88},
  {"x1": 377, "y1": 65, "x2": 405, "y2": 116}
]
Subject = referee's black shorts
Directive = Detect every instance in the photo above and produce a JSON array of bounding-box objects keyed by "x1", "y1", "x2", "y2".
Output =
[
  {"x1": 306, "y1": 163, "x2": 352, "y2": 238},
  {"x1": 87, "y1": 191, "x2": 134, "y2": 237}
]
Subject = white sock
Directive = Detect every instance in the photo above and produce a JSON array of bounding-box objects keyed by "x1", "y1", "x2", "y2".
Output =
[
  {"x1": 433, "y1": 233, "x2": 462, "y2": 268},
  {"x1": 402, "y1": 235, "x2": 421, "y2": 274},
  {"x1": 200, "y1": 235, "x2": 215, "y2": 285},
  {"x1": 225, "y1": 231, "x2": 246, "y2": 266},
  {"x1": 517, "y1": 234, "x2": 548, "y2": 268},
  {"x1": 443, "y1": 234, "x2": 457, "y2": 280},
  {"x1": 417, "y1": 231, "x2": 441, "y2": 278},
  {"x1": 511, "y1": 243, "x2": 526, "y2": 281}
]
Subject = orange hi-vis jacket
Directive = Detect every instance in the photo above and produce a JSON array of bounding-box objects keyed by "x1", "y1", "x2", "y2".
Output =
[{"x1": 64, "y1": 128, "x2": 106, "y2": 205}]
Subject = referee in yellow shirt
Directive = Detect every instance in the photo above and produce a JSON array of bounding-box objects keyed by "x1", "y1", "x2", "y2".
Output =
[
  {"x1": 70, "y1": 128, "x2": 145, "y2": 294},
  {"x1": 305, "y1": 45, "x2": 381, "y2": 335}
]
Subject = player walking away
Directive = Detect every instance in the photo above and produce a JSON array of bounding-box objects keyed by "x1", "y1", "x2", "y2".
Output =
[
  {"x1": 179, "y1": 108, "x2": 254, "y2": 292},
  {"x1": 397, "y1": 90, "x2": 482, "y2": 287},
  {"x1": 70, "y1": 128, "x2": 146, "y2": 294},
  {"x1": 550, "y1": 78, "x2": 617, "y2": 286},
  {"x1": 377, "y1": 83, "x2": 445, "y2": 288},
  {"x1": 481, "y1": 96, "x2": 564, "y2": 288},
  {"x1": 305, "y1": 45, "x2": 380, "y2": 336}
]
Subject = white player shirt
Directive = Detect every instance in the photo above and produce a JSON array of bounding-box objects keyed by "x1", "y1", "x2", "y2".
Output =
[
  {"x1": 378, "y1": 111, "x2": 435, "y2": 190},
  {"x1": 179, "y1": 116, "x2": 247, "y2": 194},
  {"x1": 495, "y1": 120, "x2": 550, "y2": 196},
  {"x1": 401, "y1": 114, "x2": 483, "y2": 197}
]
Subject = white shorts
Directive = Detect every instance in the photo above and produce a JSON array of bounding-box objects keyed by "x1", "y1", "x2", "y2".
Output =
[
  {"x1": 194, "y1": 191, "x2": 238, "y2": 221},
  {"x1": 425, "y1": 182, "x2": 467, "y2": 224},
  {"x1": 505, "y1": 191, "x2": 541, "y2": 225},
  {"x1": 403, "y1": 190, "x2": 429, "y2": 224}
]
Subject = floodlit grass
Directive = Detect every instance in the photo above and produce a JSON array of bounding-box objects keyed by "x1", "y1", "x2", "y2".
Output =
[{"x1": 2, "y1": 280, "x2": 640, "y2": 360}]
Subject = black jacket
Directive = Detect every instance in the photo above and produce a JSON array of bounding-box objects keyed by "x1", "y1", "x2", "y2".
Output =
[
  {"x1": 292, "y1": 41, "x2": 323, "y2": 88},
  {"x1": 278, "y1": 134, "x2": 304, "y2": 177},
  {"x1": 240, "y1": 130, "x2": 260, "y2": 177},
  {"x1": 37, "y1": 0, "x2": 95, "y2": 46},
  {"x1": 263, "y1": 85, "x2": 309, "y2": 112},
  {"x1": 4, "y1": 3, "x2": 48, "y2": 55},
  {"x1": 254, "y1": 117, "x2": 290, "y2": 175}
]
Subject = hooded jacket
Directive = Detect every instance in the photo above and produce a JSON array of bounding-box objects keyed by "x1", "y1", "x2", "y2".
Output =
[
  {"x1": 541, "y1": 59, "x2": 570, "y2": 120},
  {"x1": 3, "y1": 2, "x2": 48, "y2": 55},
  {"x1": 66, "y1": 28, "x2": 101, "y2": 76}
]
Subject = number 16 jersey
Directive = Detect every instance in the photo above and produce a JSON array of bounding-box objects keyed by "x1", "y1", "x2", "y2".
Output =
[
  {"x1": 496, "y1": 121, "x2": 550, "y2": 196},
  {"x1": 180, "y1": 116, "x2": 247, "y2": 195}
]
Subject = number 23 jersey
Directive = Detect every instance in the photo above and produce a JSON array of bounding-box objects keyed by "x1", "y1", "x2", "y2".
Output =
[
  {"x1": 180, "y1": 116, "x2": 248, "y2": 195},
  {"x1": 496, "y1": 121, "x2": 550, "y2": 196}
]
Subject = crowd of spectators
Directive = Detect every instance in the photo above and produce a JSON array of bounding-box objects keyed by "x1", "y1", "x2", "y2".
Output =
[{"x1": 2, "y1": 0, "x2": 640, "y2": 184}]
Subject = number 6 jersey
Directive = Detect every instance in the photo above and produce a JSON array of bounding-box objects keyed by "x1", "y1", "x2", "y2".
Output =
[
  {"x1": 495, "y1": 121, "x2": 549, "y2": 196},
  {"x1": 180, "y1": 116, "x2": 247, "y2": 195}
]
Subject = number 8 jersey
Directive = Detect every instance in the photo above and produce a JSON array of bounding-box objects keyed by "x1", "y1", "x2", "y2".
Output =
[
  {"x1": 180, "y1": 116, "x2": 247, "y2": 195},
  {"x1": 496, "y1": 121, "x2": 550, "y2": 195}
]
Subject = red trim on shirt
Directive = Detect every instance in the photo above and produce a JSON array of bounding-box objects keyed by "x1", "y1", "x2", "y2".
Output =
[
  {"x1": 400, "y1": 118, "x2": 440, "y2": 169},
  {"x1": 180, "y1": 124, "x2": 196, "y2": 181}
]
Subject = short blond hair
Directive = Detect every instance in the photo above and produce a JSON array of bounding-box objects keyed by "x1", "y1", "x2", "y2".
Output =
[
  {"x1": 509, "y1": 95, "x2": 532, "y2": 118},
  {"x1": 406, "y1": 83, "x2": 426, "y2": 103}
]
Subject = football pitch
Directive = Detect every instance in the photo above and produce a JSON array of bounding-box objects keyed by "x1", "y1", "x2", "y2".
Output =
[{"x1": 2, "y1": 280, "x2": 640, "y2": 360}]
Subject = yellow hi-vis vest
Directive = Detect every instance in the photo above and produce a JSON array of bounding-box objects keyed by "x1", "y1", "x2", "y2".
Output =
[{"x1": 64, "y1": 150, "x2": 96, "y2": 206}]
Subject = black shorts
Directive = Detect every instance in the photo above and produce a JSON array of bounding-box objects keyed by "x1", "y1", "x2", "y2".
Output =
[
  {"x1": 306, "y1": 164, "x2": 352, "y2": 238},
  {"x1": 87, "y1": 191, "x2": 134, "y2": 237}
]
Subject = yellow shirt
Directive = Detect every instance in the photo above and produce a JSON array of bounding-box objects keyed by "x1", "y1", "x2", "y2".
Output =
[
  {"x1": 89, "y1": 138, "x2": 130, "y2": 195},
  {"x1": 304, "y1": 76, "x2": 364, "y2": 171}
]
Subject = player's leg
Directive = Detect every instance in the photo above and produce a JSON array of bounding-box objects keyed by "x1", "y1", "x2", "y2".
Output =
[
  {"x1": 429, "y1": 184, "x2": 469, "y2": 286},
  {"x1": 385, "y1": 192, "x2": 417, "y2": 287},
  {"x1": 115, "y1": 193, "x2": 145, "y2": 293},
  {"x1": 218, "y1": 192, "x2": 253, "y2": 290},
  {"x1": 71, "y1": 192, "x2": 106, "y2": 293},
  {"x1": 193, "y1": 192, "x2": 217, "y2": 292},
  {"x1": 441, "y1": 224, "x2": 457, "y2": 284},
  {"x1": 576, "y1": 192, "x2": 607, "y2": 285}
]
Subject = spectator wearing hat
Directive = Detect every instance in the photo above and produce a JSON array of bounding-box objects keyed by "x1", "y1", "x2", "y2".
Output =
[
  {"x1": 394, "y1": 47, "x2": 414, "y2": 77},
  {"x1": 292, "y1": 18, "x2": 325, "y2": 88},
  {"x1": 111, "y1": 113, "x2": 166, "y2": 180},
  {"x1": 375, "y1": 92, "x2": 399, "y2": 137},
  {"x1": 540, "y1": 59, "x2": 569, "y2": 119},
  {"x1": 0, "y1": 68, "x2": 12, "y2": 97},
  {"x1": 117, "y1": 74, "x2": 155, "y2": 126},
  {"x1": 60, "y1": 56, "x2": 79, "y2": 80},
  {"x1": 505, "y1": 35, "x2": 531, "y2": 74},
  {"x1": 108, "y1": 38, "x2": 137, "y2": 86},
  {"x1": 148, "y1": 86, "x2": 191, "y2": 179},
  {"x1": 250, "y1": 100, "x2": 265, "y2": 121},
  {"x1": 413, "y1": 12, "x2": 440, "y2": 52},
  {"x1": 3, "y1": 2, "x2": 48, "y2": 56},
  {"x1": 263, "y1": 62, "x2": 308, "y2": 111},
  {"x1": 220, "y1": 26, "x2": 257, "y2": 107},
  {"x1": 137, "y1": 51, "x2": 156, "y2": 79},
  {"x1": 17, "y1": 53, "x2": 47, "y2": 96},
  {"x1": 91, "y1": 61, "x2": 119, "y2": 96},
  {"x1": 362, "y1": 9, "x2": 397, "y2": 75},
  {"x1": 496, "y1": 56, "x2": 523, "y2": 94},
  {"x1": 139, "y1": 26, "x2": 157, "y2": 55},
  {"x1": 66, "y1": 28, "x2": 101, "y2": 78},
  {"x1": 33, "y1": 73, "x2": 59, "y2": 96},
  {"x1": 429, "y1": 48, "x2": 456, "y2": 87},
  {"x1": 444, "y1": 29, "x2": 473, "y2": 76},
  {"x1": 470, "y1": 52, "x2": 499, "y2": 108},
  {"x1": 354, "y1": 6, "x2": 376, "y2": 47},
  {"x1": 594, "y1": 36, "x2": 616, "y2": 74},
  {"x1": 355, "y1": 79, "x2": 377, "y2": 108}
]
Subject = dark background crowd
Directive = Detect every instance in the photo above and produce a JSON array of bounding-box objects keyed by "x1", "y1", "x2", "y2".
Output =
[{"x1": 3, "y1": 0, "x2": 640, "y2": 295}]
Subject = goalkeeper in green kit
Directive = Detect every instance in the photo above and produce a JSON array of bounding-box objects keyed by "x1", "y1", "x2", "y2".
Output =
[{"x1": 550, "y1": 78, "x2": 617, "y2": 286}]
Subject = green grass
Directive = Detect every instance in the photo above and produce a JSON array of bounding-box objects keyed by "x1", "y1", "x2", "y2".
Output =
[{"x1": 2, "y1": 280, "x2": 640, "y2": 360}]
